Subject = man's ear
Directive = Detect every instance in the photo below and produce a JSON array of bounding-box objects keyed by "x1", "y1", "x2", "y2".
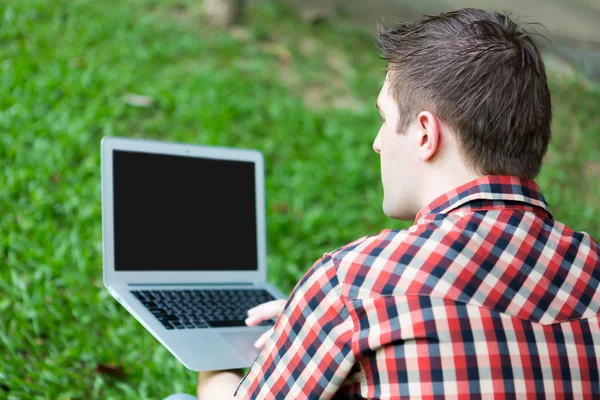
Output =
[{"x1": 416, "y1": 111, "x2": 441, "y2": 162}]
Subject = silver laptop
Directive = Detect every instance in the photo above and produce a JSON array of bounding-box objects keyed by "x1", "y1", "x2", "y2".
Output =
[{"x1": 101, "y1": 137, "x2": 286, "y2": 371}]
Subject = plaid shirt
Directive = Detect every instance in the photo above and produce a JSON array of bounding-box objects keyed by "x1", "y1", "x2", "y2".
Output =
[{"x1": 236, "y1": 175, "x2": 600, "y2": 399}]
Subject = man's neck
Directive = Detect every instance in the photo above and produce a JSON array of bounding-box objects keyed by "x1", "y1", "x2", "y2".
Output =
[{"x1": 419, "y1": 168, "x2": 483, "y2": 213}]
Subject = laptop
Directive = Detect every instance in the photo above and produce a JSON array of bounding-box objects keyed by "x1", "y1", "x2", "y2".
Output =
[{"x1": 101, "y1": 137, "x2": 286, "y2": 371}]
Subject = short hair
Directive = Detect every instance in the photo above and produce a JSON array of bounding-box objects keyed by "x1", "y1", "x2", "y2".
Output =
[{"x1": 377, "y1": 8, "x2": 552, "y2": 178}]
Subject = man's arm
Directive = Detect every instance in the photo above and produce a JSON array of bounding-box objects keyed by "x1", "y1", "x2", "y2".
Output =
[
  {"x1": 196, "y1": 299, "x2": 287, "y2": 400},
  {"x1": 197, "y1": 370, "x2": 244, "y2": 399},
  {"x1": 236, "y1": 253, "x2": 355, "y2": 399}
]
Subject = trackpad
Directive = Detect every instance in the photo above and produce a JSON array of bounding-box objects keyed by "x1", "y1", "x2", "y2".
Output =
[{"x1": 220, "y1": 331, "x2": 265, "y2": 364}]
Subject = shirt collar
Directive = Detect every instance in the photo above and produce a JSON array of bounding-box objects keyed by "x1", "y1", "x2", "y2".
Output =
[{"x1": 414, "y1": 175, "x2": 553, "y2": 224}]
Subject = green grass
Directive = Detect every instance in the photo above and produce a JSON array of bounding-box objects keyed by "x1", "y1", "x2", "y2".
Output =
[{"x1": 1, "y1": 0, "x2": 599, "y2": 398}]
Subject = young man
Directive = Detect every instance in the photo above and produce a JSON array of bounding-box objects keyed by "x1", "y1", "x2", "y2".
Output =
[{"x1": 195, "y1": 8, "x2": 600, "y2": 399}]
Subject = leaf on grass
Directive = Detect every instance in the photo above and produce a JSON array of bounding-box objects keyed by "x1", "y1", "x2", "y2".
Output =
[
  {"x1": 34, "y1": 338, "x2": 44, "y2": 346},
  {"x1": 261, "y1": 43, "x2": 293, "y2": 63},
  {"x1": 50, "y1": 174, "x2": 62, "y2": 184},
  {"x1": 301, "y1": 10, "x2": 328, "y2": 25},
  {"x1": 94, "y1": 363, "x2": 125, "y2": 379},
  {"x1": 68, "y1": 57, "x2": 87, "y2": 68},
  {"x1": 230, "y1": 26, "x2": 250, "y2": 41},
  {"x1": 270, "y1": 202, "x2": 289, "y2": 213},
  {"x1": 123, "y1": 93, "x2": 154, "y2": 108}
]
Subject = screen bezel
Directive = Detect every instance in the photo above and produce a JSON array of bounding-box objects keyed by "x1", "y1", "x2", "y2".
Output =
[{"x1": 101, "y1": 137, "x2": 267, "y2": 285}]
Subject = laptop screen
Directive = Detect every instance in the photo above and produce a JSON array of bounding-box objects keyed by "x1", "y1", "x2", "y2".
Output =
[{"x1": 112, "y1": 150, "x2": 258, "y2": 271}]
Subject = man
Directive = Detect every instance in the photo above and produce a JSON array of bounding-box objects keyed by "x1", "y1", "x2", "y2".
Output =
[{"x1": 195, "y1": 8, "x2": 600, "y2": 399}]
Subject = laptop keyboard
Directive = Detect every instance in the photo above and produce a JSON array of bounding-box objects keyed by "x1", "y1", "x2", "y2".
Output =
[{"x1": 131, "y1": 289, "x2": 277, "y2": 330}]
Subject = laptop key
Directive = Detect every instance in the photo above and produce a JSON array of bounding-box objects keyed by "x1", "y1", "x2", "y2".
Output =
[
  {"x1": 163, "y1": 322, "x2": 175, "y2": 330},
  {"x1": 158, "y1": 315, "x2": 179, "y2": 321},
  {"x1": 207, "y1": 320, "x2": 247, "y2": 328}
]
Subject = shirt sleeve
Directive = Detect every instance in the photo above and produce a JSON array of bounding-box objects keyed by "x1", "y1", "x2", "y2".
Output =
[{"x1": 235, "y1": 253, "x2": 356, "y2": 399}]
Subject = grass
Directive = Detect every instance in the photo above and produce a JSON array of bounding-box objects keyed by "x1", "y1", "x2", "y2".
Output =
[{"x1": 1, "y1": 0, "x2": 599, "y2": 398}]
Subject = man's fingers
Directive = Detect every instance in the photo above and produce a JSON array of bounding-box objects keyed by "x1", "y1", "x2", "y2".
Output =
[
  {"x1": 253, "y1": 328, "x2": 273, "y2": 348},
  {"x1": 245, "y1": 299, "x2": 286, "y2": 326},
  {"x1": 246, "y1": 300, "x2": 284, "y2": 349},
  {"x1": 247, "y1": 299, "x2": 286, "y2": 316}
]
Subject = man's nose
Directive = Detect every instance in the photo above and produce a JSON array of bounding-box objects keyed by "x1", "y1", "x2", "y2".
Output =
[{"x1": 373, "y1": 132, "x2": 381, "y2": 154}]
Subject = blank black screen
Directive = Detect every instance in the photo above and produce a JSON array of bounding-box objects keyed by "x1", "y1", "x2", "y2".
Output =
[{"x1": 113, "y1": 150, "x2": 258, "y2": 271}]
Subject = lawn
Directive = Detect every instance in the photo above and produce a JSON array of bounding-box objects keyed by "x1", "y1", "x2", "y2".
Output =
[{"x1": 1, "y1": 0, "x2": 599, "y2": 398}]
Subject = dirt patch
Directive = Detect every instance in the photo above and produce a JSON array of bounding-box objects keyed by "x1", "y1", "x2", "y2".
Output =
[
  {"x1": 581, "y1": 160, "x2": 600, "y2": 207},
  {"x1": 302, "y1": 82, "x2": 363, "y2": 111},
  {"x1": 299, "y1": 37, "x2": 318, "y2": 56},
  {"x1": 326, "y1": 50, "x2": 356, "y2": 79},
  {"x1": 583, "y1": 160, "x2": 600, "y2": 178}
]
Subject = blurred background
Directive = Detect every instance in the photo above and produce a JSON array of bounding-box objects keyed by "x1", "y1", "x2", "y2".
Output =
[{"x1": 1, "y1": 0, "x2": 598, "y2": 398}]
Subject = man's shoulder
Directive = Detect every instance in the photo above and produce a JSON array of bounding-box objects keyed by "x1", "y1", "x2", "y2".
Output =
[
  {"x1": 329, "y1": 222, "x2": 444, "y2": 265},
  {"x1": 330, "y1": 228, "x2": 409, "y2": 258},
  {"x1": 326, "y1": 224, "x2": 444, "y2": 295},
  {"x1": 328, "y1": 213, "x2": 600, "y2": 325}
]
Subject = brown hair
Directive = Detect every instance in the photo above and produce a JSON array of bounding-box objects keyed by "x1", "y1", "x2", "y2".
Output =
[{"x1": 377, "y1": 8, "x2": 552, "y2": 178}]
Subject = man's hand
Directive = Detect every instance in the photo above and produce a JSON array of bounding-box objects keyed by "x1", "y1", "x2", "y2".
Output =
[
  {"x1": 245, "y1": 299, "x2": 286, "y2": 348},
  {"x1": 196, "y1": 300, "x2": 287, "y2": 399}
]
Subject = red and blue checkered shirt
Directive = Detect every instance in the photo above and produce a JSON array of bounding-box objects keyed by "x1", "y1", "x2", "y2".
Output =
[{"x1": 236, "y1": 175, "x2": 600, "y2": 399}]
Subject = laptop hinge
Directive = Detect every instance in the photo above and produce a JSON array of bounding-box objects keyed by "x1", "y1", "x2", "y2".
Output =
[{"x1": 128, "y1": 282, "x2": 255, "y2": 287}]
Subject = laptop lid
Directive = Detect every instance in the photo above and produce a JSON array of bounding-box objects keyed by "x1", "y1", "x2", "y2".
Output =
[{"x1": 101, "y1": 137, "x2": 267, "y2": 285}]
